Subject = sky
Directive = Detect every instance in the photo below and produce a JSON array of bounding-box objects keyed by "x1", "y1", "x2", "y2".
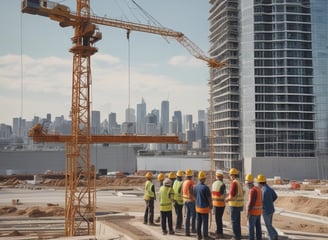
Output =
[{"x1": 0, "y1": 0, "x2": 211, "y2": 125}]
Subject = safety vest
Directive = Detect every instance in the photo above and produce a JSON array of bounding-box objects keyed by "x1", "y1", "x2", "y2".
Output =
[
  {"x1": 228, "y1": 179, "x2": 244, "y2": 207},
  {"x1": 160, "y1": 186, "x2": 174, "y2": 211},
  {"x1": 144, "y1": 180, "x2": 155, "y2": 200},
  {"x1": 212, "y1": 180, "x2": 225, "y2": 207},
  {"x1": 182, "y1": 179, "x2": 195, "y2": 202},
  {"x1": 249, "y1": 186, "x2": 262, "y2": 216},
  {"x1": 173, "y1": 180, "x2": 183, "y2": 205}
]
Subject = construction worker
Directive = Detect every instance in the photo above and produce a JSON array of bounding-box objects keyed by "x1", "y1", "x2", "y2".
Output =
[
  {"x1": 182, "y1": 169, "x2": 196, "y2": 236},
  {"x1": 193, "y1": 170, "x2": 213, "y2": 240},
  {"x1": 212, "y1": 169, "x2": 226, "y2": 239},
  {"x1": 143, "y1": 171, "x2": 157, "y2": 226},
  {"x1": 157, "y1": 172, "x2": 165, "y2": 187},
  {"x1": 159, "y1": 178, "x2": 175, "y2": 235},
  {"x1": 245, "y1": 174, "x2": 262, "y2": 240},
  {"x1": 256, "y1": 174, "x2": 279, "y2": 240},
  {"x1": 173, "y1": 170, "x2": 184, "y2": 230},
  {"x1": 225, "y1": 168, "x2": 244, "y2": 240}
]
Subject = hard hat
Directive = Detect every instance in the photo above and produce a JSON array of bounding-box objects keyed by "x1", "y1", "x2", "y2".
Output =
[
  {"x1": 229, "y1": 168, "x2": 239, "y2": 175},
  {"x1": 198, "y1": 170, "x2": 206, "y2": 179},
  {"x1": 216, "y1": 169, "x2": 223, "y2": 176},
  {"x1": 185, "y1": 169, "x2": 193, "y2": 177},
  {"x1": 157, "y1": 173, "x2": 165, "y2": 181},
  {"x1": 163, "y1": 178, "x2": 172, "y2": 186},
  {"x1": 176, "y1": 170, "x2": 184, "y2": 177},
  {"x1": 245, "y1": 174, "x2": 254, "y2": 184},
  {"x1": 145, "y1": 172, "x2": 153, "y2": 179},
  {"x1": 256, "y1": 174, "x2": 267, "y2": 183},
  {"x1": 168, "y1": 171, "x2": 176, "y2": 179}
]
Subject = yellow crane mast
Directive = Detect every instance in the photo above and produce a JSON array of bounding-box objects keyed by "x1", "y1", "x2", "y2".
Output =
[{"x1": 21, "y1": 0, "x2": 224, "y2": 236}]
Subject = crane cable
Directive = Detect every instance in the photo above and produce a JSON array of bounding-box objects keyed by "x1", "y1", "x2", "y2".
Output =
[
  {"x1": 127, "y1": 30, "x2": 131, "y2": 126},
  {"x1": 19, "y1": 9, "x2": 24, "y2": 138}
]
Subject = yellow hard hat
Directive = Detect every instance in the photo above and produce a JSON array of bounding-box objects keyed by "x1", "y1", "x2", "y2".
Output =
[
  {"x1": 145, "y1": 172, "x2": 153, "y2": 179},
  {"x1": 256, "y1": 174, "x2": 267, "y2": 183},
  {"x1": 168, "y1": 171, "x2": 176, "y2": 179},
  {"x1": 198, "y1": 170, "x2": 206, "y2": 179},
  {"x1": 176, "y1": 170, "x2": 184, "y2": 177},
  {"x1": 185, "y1": 169, "x2": 193, "y2": 177},
  {"x1": 157, "y1": 173, "x2": 165, "y2": 181},
  {"x1": 245, "y1": 174, "x2": 254, "y2": 183},
  {"x1": 229, "y1": 168, "x2": 239, "y2": 175}
]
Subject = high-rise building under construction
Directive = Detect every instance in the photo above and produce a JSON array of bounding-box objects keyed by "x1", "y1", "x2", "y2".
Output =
[{"x1": 209, "y1": 0, "x2": 328, "y2": 179}]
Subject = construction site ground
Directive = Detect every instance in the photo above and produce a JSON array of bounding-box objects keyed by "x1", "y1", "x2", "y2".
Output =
[{"x1": 0, "y1": 175, "x2": 328, "y2": 240}]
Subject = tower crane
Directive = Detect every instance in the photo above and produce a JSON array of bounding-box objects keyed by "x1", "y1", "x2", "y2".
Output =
[{"x1": 22, "y1": 0, "x2": 224, "y2": 236}]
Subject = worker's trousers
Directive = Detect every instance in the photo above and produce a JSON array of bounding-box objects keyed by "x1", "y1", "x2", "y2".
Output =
[
  {"x1": 144, "y1": 198, "x2": 154, "y2": 224},
  {"x1": 230, "y1": 206, "x2": 243, "y2": 240},
  {"x1": 263, "y1": 213, "x2": 278, "y2": 240},
  {"x1": 214, "y1": 206, "x2": 225, "y2": 235},
  {"x1": 248, "y1": 214, "x2": 262, "y2": 240},
  {"x1": 196, "y1": 212, "x2": 209, "y2": 238},
  {"x1": 184, "y1": 201, "x2": 196, "y2": 235},
  {"x1": 174, "y1": 202, "x2": 183, "y2": 229}
]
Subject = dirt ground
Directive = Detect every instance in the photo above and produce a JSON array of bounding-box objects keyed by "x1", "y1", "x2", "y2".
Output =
[{"x1": 1, "y1": 175, "x2": 328, "y2": 239}]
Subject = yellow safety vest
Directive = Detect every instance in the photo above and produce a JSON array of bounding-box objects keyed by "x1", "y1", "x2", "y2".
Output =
[
  {"x1": 160, "y1": 186, "x2": 174, "y2": 211},
  {"x1": 173, "y1": 180, "x2": 183, "y2": 205},
  {"x1": 228, "y1": 179, "x2": 244, "y2": 207},
  {"x1": 212, "y1": 180, "x2": 226, "y2": 207},
  {"x1": 144, "y1": 180, "x2": 155, "y2": 200}
]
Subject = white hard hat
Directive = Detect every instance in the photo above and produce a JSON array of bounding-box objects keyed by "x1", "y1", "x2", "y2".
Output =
[
  {"x1": 163, "y1": 178, "x2": 172, "y2": 186},
  {"x1": 216, "y1": 170, "x2": 223, "y2": 176}
]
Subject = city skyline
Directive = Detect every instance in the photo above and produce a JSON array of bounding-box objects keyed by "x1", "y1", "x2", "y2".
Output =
[
  {"x1": 1, "y1": 98, "x2": 208, "y2": 128},
  {"x1": 0, "y1": 1, "x2": 211, "y2": 126}
]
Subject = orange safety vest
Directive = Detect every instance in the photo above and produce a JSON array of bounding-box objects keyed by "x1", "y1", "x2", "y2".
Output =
[
  {"x1": 248, "y1": 186, "x2": 262, "y2": 216},
  {"x1": 212, "y1": 180, "x2": 225, "y2": 207},
  {"x1": 182, "y1": 179, "x2": 195, "y2": 202}
]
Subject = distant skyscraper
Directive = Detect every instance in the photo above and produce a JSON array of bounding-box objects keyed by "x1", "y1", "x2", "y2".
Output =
[
  {"x1": 145, "y1": 113, "x2": 160, "y2": 136},
  {"x1": 91, "y1": 110, "x2": 100, "y2": 134},
  {"x1": 184, "y1": 114, "x2": 193, "y2": 133},
  {"x1": 209, "y1": 0, "x2": 328, "y2": 178},
  {"x1": 108, "y1": 112, "x2": 118, "y2": 134},
  {"x1": 46, "y1": 113, "x2": 51, "y2": 123},
  {"x1": 173, "y1": 110, "x2": 183, "y2": 134},
  {"x1": 125, "y1": 107, "x2": 136, "y2": 123},
  {"x1": 151, "y1": 109, "x2": 159, "y2": 124},
  {"x1": 137, "y1": 98, "x2": 147, "y2": 134},
  {"x1": 12, "y1": 117, "x2": 25, "y2": 137},
  {"x1": 169, "y1": 120, "x2": 178, "y2": 134},
  {"x1": 160, "y1": 100, "x2": 169, "y2": 135},
  {"x1": 198, "y1": 110, "x2": 205, "y2": 122}
]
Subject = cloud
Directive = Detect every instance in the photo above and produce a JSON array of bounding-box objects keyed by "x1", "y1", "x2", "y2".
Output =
[
  {"x1": 0, "y1": 53, "x2": 209, "y2": 125},
  {"x1": 168, "y1": 55, "x2": 204, "y2": 67}
]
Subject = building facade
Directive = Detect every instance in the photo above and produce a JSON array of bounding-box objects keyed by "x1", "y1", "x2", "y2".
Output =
[{"x1": 209, "y1": 0, "x2": 328, "y2": 179}]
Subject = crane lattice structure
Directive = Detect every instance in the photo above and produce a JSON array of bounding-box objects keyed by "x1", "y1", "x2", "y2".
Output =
[{"x1": 22, "y1": 0, "x2": 224, "y2": 236}]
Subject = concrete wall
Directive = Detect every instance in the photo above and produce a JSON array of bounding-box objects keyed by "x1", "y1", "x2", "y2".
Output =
[
  {"x1": 0, "y1": 145, "x2": 137, "y2": 175},
  {"x1": 245, "y1": 157, "x2": 319, "y2": 180}
]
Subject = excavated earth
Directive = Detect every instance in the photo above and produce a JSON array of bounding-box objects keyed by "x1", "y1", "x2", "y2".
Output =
[{"x1": 0, "y1": 175, "x2": 328, "y2": 239}]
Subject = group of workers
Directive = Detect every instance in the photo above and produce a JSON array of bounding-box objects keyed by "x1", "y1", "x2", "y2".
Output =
[{"x1": 143, "y1": 168, "x2": 278, "y2": 240}]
